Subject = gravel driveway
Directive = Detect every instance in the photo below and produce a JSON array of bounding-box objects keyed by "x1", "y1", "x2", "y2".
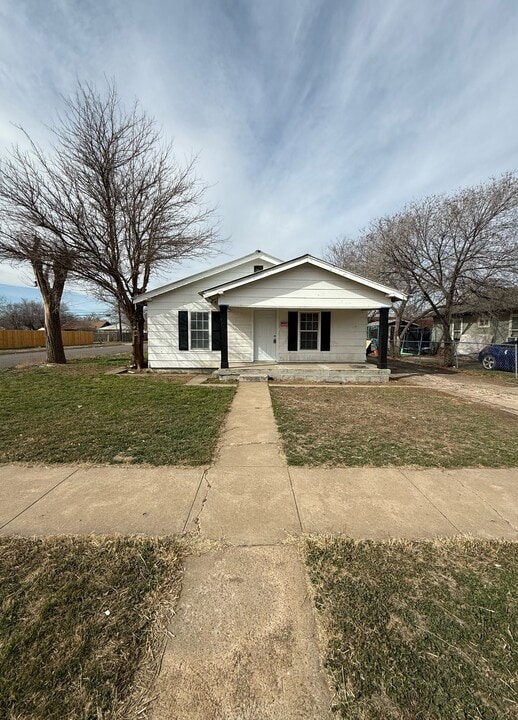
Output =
[{"x1": 392, "y1": 361, "x2": 518, "y2": 416}]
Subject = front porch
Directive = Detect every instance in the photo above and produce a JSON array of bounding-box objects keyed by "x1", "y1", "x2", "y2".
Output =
[{"x1": 215, "y1": 361, "x2": 391, "y2": 384}]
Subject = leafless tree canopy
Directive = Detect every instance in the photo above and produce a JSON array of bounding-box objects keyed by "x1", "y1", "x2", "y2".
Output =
[
  {"x1": 0, "y1": 298, "x2": 88, "y2": 331},
  {"x1": 0, "y1": 298, "x2": 45, "y2": 330},
  {"x1": 327, "y1": 173, "x2": 518, "y2": 364},
  {"x1": 0, "y1": 81, "x2": 220, "y2": 367}
]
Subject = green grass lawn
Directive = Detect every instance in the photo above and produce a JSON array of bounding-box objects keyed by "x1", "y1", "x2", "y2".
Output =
[
  {"x1": 304, "y1": 537, "x2": 518, "y2": 720},
  {"x1": 270, "y1": 387, "x2": 518, "y2": 467},
  {"x1": 0, "y1": 359, "x2": 235, "y2": 465},
  {"x1": 0, "y1": 536, "x2": 183, "y2": 720}
]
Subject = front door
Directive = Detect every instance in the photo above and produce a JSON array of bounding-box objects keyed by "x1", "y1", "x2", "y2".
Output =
[{"x1": 254, "y1": 310, "x2": 277, "y2": 361}]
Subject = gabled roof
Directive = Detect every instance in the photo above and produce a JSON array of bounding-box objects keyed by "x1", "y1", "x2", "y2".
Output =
[
  {"x1": 134, "y1": 250, "x2": 282, "y2": 303},
  {"x1": 201, "y1": 254, "x2": 407, "y2": 301}
]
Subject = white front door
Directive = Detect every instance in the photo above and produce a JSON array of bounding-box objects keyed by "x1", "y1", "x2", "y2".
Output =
[{"x1": 254, "y1": 310, "x2": 277, "y2": 361}]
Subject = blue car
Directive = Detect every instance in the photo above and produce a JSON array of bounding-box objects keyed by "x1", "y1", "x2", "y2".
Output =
[{"x1": 478, "y1": 340, "x2": 518, "y2": 372}]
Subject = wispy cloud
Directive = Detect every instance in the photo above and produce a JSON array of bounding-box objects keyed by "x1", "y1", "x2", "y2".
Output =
[{"x1": 1, "y1": 0, "x2": 517, "y2": 289}]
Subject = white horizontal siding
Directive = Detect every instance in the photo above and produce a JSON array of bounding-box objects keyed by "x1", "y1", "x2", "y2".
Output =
[
  {"x1": 228, "y1": 308, "x2": 253, "y2": 363},
  {"x1": 147, "y1": 260, "x2": 275, "y2": 368},
  {"x1": 221, "y1": 265, "x2": 392, "y2": 309},
  {"x1": 149, "y1": 260, "x2": 278, "y2": 312},
  {"x1": 277, "y1": 309, "x2": 367, "y2": 363}
]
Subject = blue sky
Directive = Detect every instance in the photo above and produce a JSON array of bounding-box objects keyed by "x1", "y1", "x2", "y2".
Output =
[{"x1": 0, "y1": 0, "x2": 517, "y2": 311}]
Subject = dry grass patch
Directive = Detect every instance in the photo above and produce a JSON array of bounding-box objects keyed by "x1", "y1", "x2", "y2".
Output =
[
  {"x1": 0, "y1": 535, "x2": 184, "y2": 720},
  {"x1": 270, "y1": 386, "x2": 518, "y2": 467},
  {"x1": 304, "y1": 537, "x2": 518, "y2": 720},
  {"x1": 458, "y1": 367, "x2": 518, "y2": 386}
]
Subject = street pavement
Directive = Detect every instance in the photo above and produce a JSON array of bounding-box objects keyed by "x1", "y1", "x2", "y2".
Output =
[{"x1": 0, "y1": 342, "x2": 131, "y2": 368}]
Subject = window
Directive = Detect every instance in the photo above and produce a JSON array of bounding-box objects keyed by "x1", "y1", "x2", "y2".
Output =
[
  {"x1": 511, "y1": 315, "x2": 518, "y2": 338},
  {"x1": 477, "y1": 315, "x2": 490, "y2": 328},
  {"x1": 190, "y1": 311, "x2": 209, "y2": 349},
  {"x1": 254, "y1": 264, "x2": 264, "y2": 273},
  {"x1": 299, "y1": 312, "x2": 319, "y2": 350}
]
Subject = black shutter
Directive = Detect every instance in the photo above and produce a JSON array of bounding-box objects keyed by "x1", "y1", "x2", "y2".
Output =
[
  {"x1": 321, "y1": 311, "x2": 331, "y2": 351},
  {"x1": 211, "y1": 311, "x2": 221, "y2": 351},
  {"x1": 288, "y1": 312, "x2": 298, "y2": 351},
  {"x1": 178, "y1": 310, "x2": 189, "y2": 350}
]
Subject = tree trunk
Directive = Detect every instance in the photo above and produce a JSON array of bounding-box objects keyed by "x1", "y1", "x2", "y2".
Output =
[
  {"x1": 43, "y1": 294, "x2": 67, "y2": 364},
  {"x1": 130, "y1": 303, "x2": 146, "y2": 369},
  {"x1": 33, "y1": 261, "x2": 68, "y2": 365},
  {"x1": 442, "y1": 319, "x2": 455, "y2": 366}
]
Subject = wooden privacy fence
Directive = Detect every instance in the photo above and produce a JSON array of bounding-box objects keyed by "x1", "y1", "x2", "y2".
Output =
[{"x1": 0, "y1": 330, "x2": 94, "y2": 349}]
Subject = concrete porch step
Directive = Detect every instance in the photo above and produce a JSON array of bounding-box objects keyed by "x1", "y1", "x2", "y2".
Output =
[{"x1": 238, "y1": 373, "x2": 269, "y2": 382}]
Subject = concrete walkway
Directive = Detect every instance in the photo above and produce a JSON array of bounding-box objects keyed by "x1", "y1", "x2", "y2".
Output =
[{"x1": 149, "y1": 383, "x2": 334, "y2": 719}]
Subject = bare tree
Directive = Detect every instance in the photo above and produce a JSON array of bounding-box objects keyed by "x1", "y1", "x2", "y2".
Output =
[
  {"x1": 371, "y1": 174, "x2": 518, "y2": 364},
  {"x1": 0, "y1": 298, "x2": 45, "y2": 330},
  {"x1": 0, "y1": 146, "x2": 75, "y2": 362},
  {"x1": 0, "y1": 298, "x2": 81, "y2": 331},
  {"x1": 0, "y1": 82, "x2": 219, "y2": 368},
  {"x1": 51, "y1": 83, "x2": 219, "y2": 368},
  {"x1": 326, "y1": 174, "x2": 518, "y2": 364}
]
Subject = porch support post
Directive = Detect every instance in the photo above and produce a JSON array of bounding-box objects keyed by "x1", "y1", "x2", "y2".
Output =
[
  {"x1": 378, "y1": 306, "x2": 389, "y2": 370},
  {"x1": 220, "y1": 304, "x2": 229, "y2": 369}
]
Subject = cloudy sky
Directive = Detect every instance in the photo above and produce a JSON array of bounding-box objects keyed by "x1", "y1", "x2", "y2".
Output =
[{"x1": 0, "y1": 0, "x2": 517, "y2": 310}]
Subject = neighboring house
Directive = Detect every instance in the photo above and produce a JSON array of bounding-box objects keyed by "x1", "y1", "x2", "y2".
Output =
[
  {"x1": 432, "y1": 290, "x2": 518, "y2": 355},
  {"x1": 134, "y1": 251, "x2": 405, "y2": 370},
  {"x1": 96, "y1": 322, "x2": 133, "y2": 342}
]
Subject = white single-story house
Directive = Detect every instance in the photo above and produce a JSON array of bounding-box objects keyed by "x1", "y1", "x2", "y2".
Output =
[{"x1": 134, "y1": 251, "x2": 406, "y2": 373}]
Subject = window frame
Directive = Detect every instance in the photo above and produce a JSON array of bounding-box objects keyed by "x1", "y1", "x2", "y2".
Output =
[
  {"x1": 477, "y1": 315, "x2": 490, "y2": 329},
  {"x1": 299, "y1": 311, "x2": 320, "y2": 351},
  {"x1": 510, "y1": 314, "x2": 518, "y2": 338},
  {"x1": 189, "y1": 310, "x2": 210, "y2": 350}
]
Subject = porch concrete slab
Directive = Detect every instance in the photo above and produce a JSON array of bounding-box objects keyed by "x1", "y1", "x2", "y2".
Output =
[
  {"x1": 0, "y1": 464, "x2": 79, "y2": 528},
  {"x1": 403, "y1": 469, "x2": 518, "y2": 538},
  {"x1": 0, "y1": 465, "x2": 204, "y2": 536},
  {"x1": 200, "y1": 467, "x2": 301, "y2": 544},
  {"x1": 289, "y1": 468, "x2": 458, "y2": 538},
  {"x1": 150, "y1": 546, "x2": 332, "y2": 720}
]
